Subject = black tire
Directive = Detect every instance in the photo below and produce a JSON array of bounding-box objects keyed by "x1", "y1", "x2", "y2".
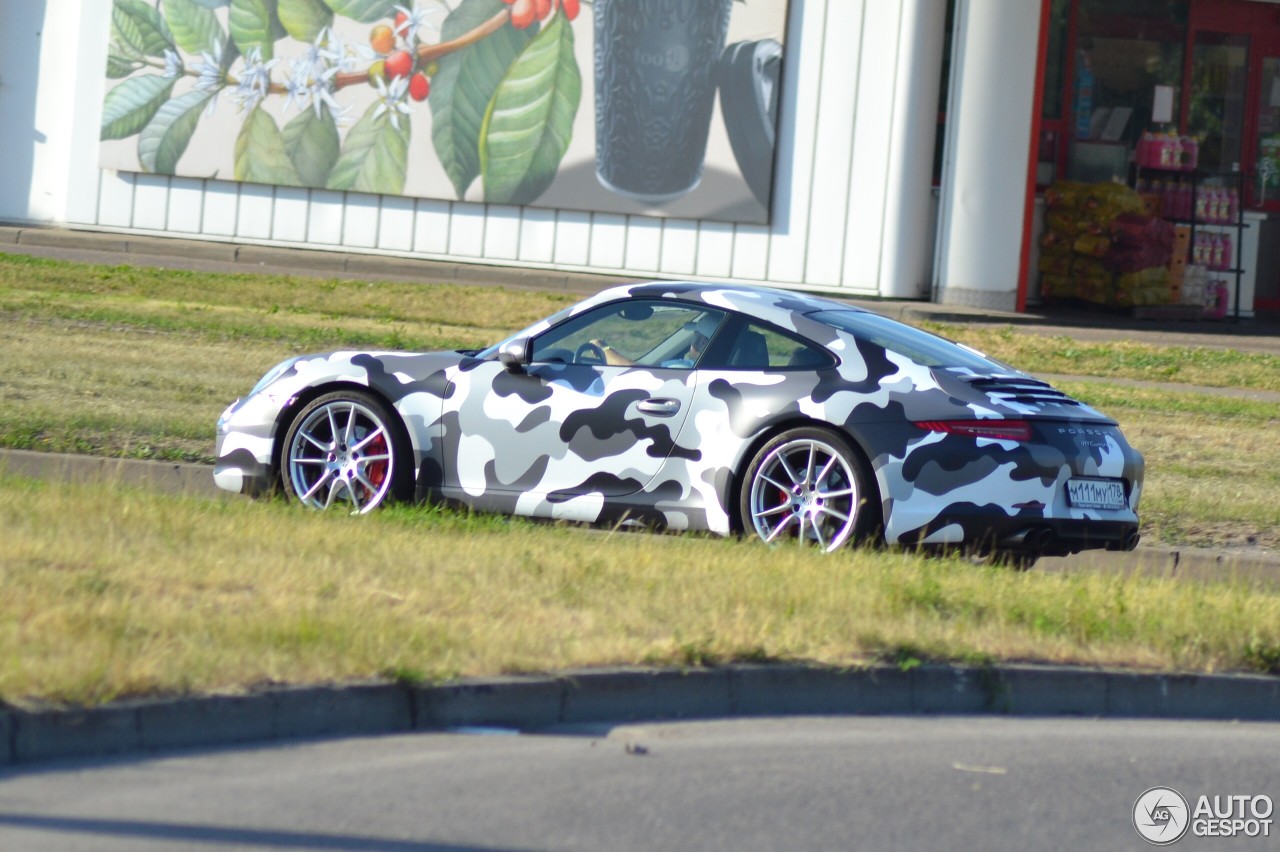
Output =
[
  {"x1": 738, "y1": 426, "x2": 878, "y2": 551},
  {"x1": 280, "y1": 390, "x2": 412, "y2": 514}
]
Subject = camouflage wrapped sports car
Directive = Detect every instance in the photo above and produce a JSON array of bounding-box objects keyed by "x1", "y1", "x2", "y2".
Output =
[{"x1": 216, "y1": 282, "x2": 1143, "y2": 561}]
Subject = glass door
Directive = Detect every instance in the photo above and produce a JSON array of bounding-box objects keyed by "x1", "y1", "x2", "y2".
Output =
[
  {"x1": 1255, "y1": 55, "x2": 1280, "y2": 209},
  {"x1": 1187, "y1": 31, "x2": 1250, "y2": 174}
]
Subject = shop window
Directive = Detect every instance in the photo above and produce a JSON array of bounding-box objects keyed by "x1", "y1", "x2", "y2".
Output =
[
  {"x1": 1068, "y1": 0, "x2": 1188, "y2": 181},
  {"x1": 1189, "y1": 32, "x2": 1250, "y2": 173}
]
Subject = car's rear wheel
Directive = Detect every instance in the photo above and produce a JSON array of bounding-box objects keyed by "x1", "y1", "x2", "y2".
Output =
[
  {"x1": 739, "y1": 427, "x2": 876, "y2": 552},
  {"x1": 281, "y1": 391, "x2": 410, "y2": 514}
]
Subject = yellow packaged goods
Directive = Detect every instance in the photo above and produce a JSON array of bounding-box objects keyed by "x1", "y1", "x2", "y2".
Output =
[
  {"x1": 1072, "y1": 257, "x2": 1109, "y2": 279},
  {"x1": 1044, "y1": 181, "x2": 1086, "y2": 209},
  {"x1": 1040, "y1": 274, "x2": 1076, "y2": 299},
  {"x1": 1040, "y1": 228, "x2": 1073, "y2": 255},
  {"x1": 1038, "y1": 255, "x2": 1073, "y2": 276},
  {"x1": 1046, "y1": 210, "x2": 1077, "y2": 235},
  {"x1": 1073, "y1": 233, "x2": 1111, "y2": 257}
]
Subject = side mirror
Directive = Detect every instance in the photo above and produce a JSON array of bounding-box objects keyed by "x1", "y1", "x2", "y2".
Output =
[{"x1": 498, "y1": 337, "x2": 531, "y2": 372}]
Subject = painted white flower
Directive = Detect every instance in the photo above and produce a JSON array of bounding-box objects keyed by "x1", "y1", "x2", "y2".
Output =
[
  {"x1": 162, "y1": 48, "x2": 183, "y2": 80},
  {"x1": 193, "y1": 40, "x2": 225, "y2": 92},
  {"x1": 394, "y1": 3, "x2": 448, "y2": 42},
  {"x1": 373, "y1": 73, "x2": 413, "y2": 131},
  {"x1": 193, "y1": 39, "x2": 226, "y2": 115},
  {"x1": 323, "y1": 28, "x2": 375, "y2": 74},
  {"x1": 285, "y1": 62, "x2": 347, "y2": 123},
  {"x1": 232, "y1": 47, "x2": 279, "y2": 113}
]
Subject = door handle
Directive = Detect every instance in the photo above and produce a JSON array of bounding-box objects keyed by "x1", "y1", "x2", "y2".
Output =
[{"x1": 636, "y1": 398, "x2": 681, "y2": 417}]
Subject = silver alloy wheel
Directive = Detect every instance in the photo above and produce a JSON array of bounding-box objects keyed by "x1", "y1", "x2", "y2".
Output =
[
  {"x1": 286, "y1": 399, "x2": 395, "y2": 514},
  {"x1": 748, "y1": 437, "x2": 860, "y2": 552}
]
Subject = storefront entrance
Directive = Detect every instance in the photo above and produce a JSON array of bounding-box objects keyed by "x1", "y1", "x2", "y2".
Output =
[{"x1": 1031, "y1": 0, "x2": 1280, "y2": 315}]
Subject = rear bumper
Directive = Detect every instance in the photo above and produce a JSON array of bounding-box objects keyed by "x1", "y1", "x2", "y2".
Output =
[{"x1": 892, "y1": 506, "x2": 1141, "y2": 556}]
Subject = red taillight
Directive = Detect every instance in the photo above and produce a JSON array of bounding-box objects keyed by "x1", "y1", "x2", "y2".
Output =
[{"x1": 913, "y1": 419, "x2": 1032, "y2": 442}]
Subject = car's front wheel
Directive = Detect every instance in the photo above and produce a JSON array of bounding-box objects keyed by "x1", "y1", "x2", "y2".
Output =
[
  {"x1": 281, "y1": 390, "x2": 410, "y2": 514},
  {"x1": 739, "y1": 427, "x2": 876, "y2": 552}
]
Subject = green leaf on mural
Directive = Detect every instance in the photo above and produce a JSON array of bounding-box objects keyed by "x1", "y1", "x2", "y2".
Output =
[
  {"x1": 160, "y1": 0, "x2": 224, "y2": 56},
  {"x1": 326, "y1": 100, "x2": 410, "y2": 195},
  {"x1": 102, "y1": 75, "x2": 177, "y2": 141},
  {"x1": 138, "y1": 89, "x2": 213, "y2": 174},
  {"x1": 283, "y1": 107, "x2": 341, "y2": 187},
  {"x1": 162, "y1": 0, "x2": 226, "y2": 56},
  {"x1": 190, "y1": 0, "x2": 231, "y2": 7},
  {"x1": 235, "y1": 107, "x2": 303, "y2": 185},
  {"x1": 479, "y1": 12, "x2": 580, "y2": 206},
  {"x1": 106, "y1": 51, "x2": 144, "y2": 79},
  {"x1": 230, "y1": 0, "x2": 285, "y2": 60},
  {"x1": 279, "y1": 0, "x2": 334, "y2": 43},
  {"x1": 431, "y1": 0, "x2": 536, "y2": 199},
  {"x1": 319, "y1": 0, "x2": 397, "y2": 24},
  {"x1": 113, "y1": 0, "x2": 175, "y2": 59}
]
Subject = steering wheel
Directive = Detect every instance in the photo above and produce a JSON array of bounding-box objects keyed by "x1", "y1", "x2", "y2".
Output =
[{"x1": 576, "y1": 341, "x2": 607, "y2": 365}]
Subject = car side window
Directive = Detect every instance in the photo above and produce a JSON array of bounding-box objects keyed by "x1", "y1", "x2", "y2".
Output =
[
  {"x1": 700, "y1": 321, "x2": 833, "y2": 370},
  {"x1": 530, "y1": 301, "x2": 725, "y2": 368}
]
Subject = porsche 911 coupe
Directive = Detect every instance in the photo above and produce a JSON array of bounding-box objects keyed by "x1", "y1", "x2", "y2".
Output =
[{"x1": 215, "y1": 282, "x2": 1143, "y2": 562}]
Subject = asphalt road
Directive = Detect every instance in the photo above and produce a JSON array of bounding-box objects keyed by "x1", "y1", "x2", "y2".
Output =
[{"x1": 1, "y1": 716, "x2": 1277, "y2": 851}]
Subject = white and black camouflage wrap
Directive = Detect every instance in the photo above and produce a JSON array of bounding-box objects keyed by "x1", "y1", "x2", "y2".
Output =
[{"x1": 216, "y1": 282, "x2": 1143, "y2": 555}]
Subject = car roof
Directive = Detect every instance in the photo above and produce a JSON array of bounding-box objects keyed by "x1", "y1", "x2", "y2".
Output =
[{"x1": 583, "y1": 281, "x2": 868, "y2": 330}]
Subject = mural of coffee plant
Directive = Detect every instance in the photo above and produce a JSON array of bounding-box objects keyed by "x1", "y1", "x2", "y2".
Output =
[{"x1": 102, "y1": 0, "x2": 582, "y2": 204}]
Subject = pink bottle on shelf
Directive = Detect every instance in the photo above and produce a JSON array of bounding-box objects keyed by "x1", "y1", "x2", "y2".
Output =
[
  {"x1": 1221, "y1": 233, "x2": 1232, "y2": 270},
  {"x1": 1184, "y1": 136, "x2": 1199, "y2": 171},
  {"x1": 1195, "y1": 186, "x2": 1207, "y2": 221},
  {"x1": 1211, "y1": 234, "x2": 1224, "y2": 270},
  {"x1": 1228, "y1": 188, "x2": 1239, "y2": 222}
]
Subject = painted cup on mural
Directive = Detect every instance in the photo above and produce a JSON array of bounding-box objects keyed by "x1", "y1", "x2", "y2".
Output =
[{"x1": 593, "y1": 0, "x2": 734, "y2": 203}]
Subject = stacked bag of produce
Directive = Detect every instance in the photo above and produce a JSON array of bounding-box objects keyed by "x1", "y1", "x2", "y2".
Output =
[{"x1": 1038, "y1": 181, "x2": 1173, "y2": 307}]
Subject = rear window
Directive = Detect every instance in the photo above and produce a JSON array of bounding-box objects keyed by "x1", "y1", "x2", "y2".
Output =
[{"x1": 809, "y1": 310, "x2": 1019, "y2": 373}]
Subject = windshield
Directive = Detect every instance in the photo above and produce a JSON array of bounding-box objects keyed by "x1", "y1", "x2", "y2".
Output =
[{"x1": 809, "y1": 310, "x2": 1022, "y2": 373}]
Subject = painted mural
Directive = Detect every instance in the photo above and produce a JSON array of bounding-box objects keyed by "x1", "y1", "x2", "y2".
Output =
[{"x1": 99, "y1": 0, "x2": 788, "y2": 224}]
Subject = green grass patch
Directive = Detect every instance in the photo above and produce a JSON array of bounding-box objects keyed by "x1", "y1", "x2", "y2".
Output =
[{"x1": 2, "y1": 472, "x2": 1278, "y2": 707}]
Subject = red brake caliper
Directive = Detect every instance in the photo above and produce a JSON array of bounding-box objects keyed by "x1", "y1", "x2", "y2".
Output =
[{"x1": 367, "y1": 434, "x2": 388, "y2": 491}]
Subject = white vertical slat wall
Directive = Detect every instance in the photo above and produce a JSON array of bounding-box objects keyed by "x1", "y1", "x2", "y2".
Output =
[{"x1": 53, "y1": 0, "x2": 934, "y2": 298}]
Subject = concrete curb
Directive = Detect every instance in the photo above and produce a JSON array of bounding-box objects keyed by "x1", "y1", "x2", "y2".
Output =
[{"x1": 3, "y1": 664, "x2": 1278, "y2": 767}]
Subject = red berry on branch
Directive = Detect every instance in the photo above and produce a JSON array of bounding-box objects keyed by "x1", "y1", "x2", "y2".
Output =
[
  {"x1": 394, "y1": 10, "x2": 409, "y2": 32},
  {"x1": 385, "y1": 49, "x2": 413, "y2": 79},
  {"x1": 534, "y1": 0, "x2": 551, "y2": 20},
  {"x1": 562, "y1": 0, "x2": 579, "y2": 20},
  {"x1": 409, "y1": 72, "x2": 430, "y2": 102},
  {"x1": 510, "y1": 0, "x2": 535, "y2": 29},
  {"x1": 370, "y1": 24, "x2": 395, "y2": 55}
]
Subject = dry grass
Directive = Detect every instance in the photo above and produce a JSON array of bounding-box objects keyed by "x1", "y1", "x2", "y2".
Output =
[{"x1": 3, "y1": 472, "x2": 1278, "y2": 707}]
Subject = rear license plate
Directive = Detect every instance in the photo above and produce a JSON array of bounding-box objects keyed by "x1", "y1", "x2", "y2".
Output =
[{"x1": 1066, "y1": 478, "x2": 1127, "y2": 510}]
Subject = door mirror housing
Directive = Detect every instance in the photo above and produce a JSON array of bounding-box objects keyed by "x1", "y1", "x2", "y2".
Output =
[{"x1": 498, "y1": 337, "x2": 531, "y2": 372}]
